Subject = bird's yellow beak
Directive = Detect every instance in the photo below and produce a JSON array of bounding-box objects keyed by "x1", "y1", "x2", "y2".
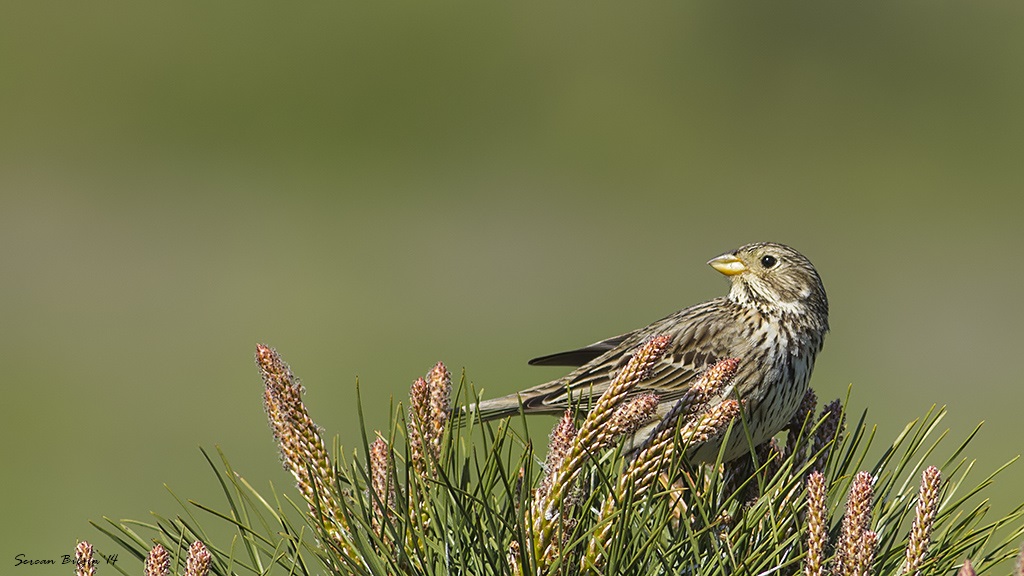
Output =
[{"x1": 708, "y1": 253, "x2": 747, "y2": 276}]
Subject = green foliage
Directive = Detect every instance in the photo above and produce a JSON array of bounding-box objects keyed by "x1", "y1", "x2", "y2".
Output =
[{"x1": 95, "y1": 368, "x2": 1024, "y2": 576}]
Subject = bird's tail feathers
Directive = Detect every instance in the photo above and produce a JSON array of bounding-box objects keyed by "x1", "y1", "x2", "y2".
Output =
[
  {"x1": 457, "y1": 390, "x2": 573, "y2": 425},
  {"x1": 457, "y1": 394, "x2": 525, "y2": 424}
]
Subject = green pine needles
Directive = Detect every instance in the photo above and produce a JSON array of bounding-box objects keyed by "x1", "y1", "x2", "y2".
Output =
[{"x1": 91, "y1": 344, "x2": 1024, "y2": 576}]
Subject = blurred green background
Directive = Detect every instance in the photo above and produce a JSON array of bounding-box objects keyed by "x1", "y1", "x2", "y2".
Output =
[{"x1": 3, "y1": 2, "x2": 1023, "y2": 572}]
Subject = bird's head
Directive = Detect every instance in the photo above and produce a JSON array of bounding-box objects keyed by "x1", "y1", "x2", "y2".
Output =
[{"x1": 708, "y1": 242, "x2": 829, "y2": 329}]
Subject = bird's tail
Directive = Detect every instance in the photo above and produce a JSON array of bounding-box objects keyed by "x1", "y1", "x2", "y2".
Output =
[
  {"x1": 456, "y1": 394, "x2": 523, "y2": 424},
  {"x1": 456, "y1": 392, "x2": 565, "y2": 425}
]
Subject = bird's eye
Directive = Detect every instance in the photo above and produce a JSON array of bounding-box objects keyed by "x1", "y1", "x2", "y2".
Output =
[{"x1": 760, "y1": 255, "x2": 778, "y2": 269}]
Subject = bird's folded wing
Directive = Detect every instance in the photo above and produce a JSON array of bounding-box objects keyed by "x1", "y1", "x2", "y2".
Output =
[
  {"x1": 527, "y1": 333, "x2": 632, "y2": 366},
  {"x1": 523, "y1": 338, "x2": 722, "y2": 413}
]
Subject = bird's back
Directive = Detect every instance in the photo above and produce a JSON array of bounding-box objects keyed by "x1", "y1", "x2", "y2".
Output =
[{"x1": 471, "y1": 297, "x2": 755, "y2": 420}]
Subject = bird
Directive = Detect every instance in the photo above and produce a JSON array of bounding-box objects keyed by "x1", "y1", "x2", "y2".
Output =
[{"x1": 470, "y1": 242, "x2": 829, "y2": 462}]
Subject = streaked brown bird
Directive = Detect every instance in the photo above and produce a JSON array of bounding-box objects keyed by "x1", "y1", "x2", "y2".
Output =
[{"x1": 472, "y1": 242, "x2": 829, "y2": 461}]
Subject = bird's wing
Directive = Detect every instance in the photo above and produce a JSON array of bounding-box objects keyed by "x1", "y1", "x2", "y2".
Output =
[
  {"x1": 527, "y1": 333, "x2": 632, "y2": 366},
  {"x1": 518, "y1": 301, "x2": 734, "y2": 413}
]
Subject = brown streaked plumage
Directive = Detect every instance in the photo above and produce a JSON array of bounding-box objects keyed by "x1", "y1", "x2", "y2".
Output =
[{"x1": 472, "y1": 242, "x2": 829, "y2": 461}]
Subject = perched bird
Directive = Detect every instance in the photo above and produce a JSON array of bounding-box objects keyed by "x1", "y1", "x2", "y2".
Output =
[{"x1": 472, "y1": 242, "x2": 829, "y2": 461}]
